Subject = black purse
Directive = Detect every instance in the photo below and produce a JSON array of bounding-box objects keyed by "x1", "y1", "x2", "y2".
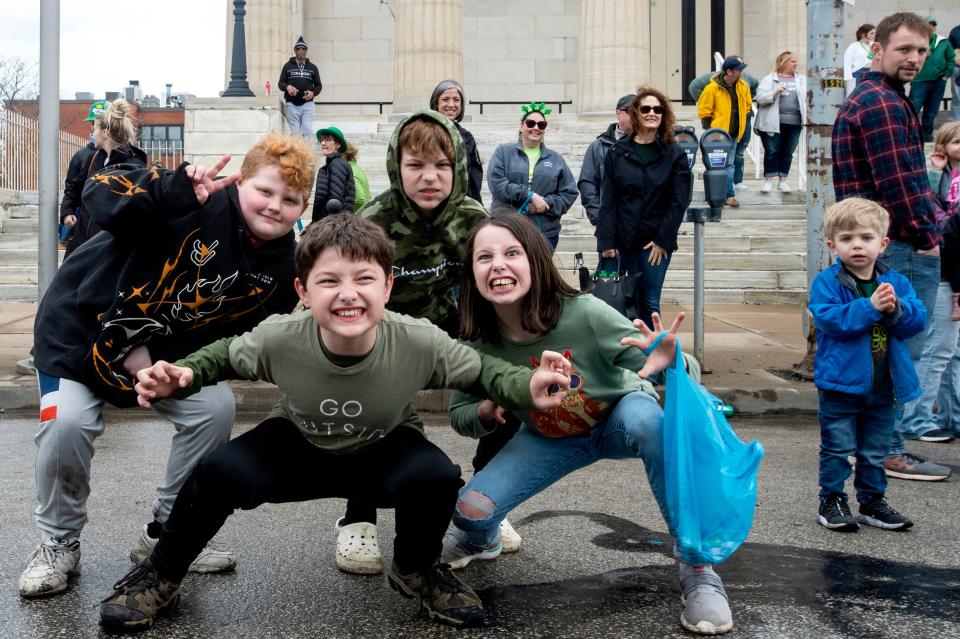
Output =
[{"x1": 579, "y1": 253, "x2": 637, "y2": 318}]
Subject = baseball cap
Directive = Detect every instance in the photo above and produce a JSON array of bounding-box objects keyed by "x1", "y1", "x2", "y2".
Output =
[
  {"x1": 721, "y1": 56, "x2": 747, "y2": 72},
  {"x1": 316, "y1": 126, "x2": 347, "y2": 152},
  {"x1": 925, "y1": 16, "x2": 937, "y2": 25},
  {"x1": 84, "y1": 100, "x2": 109, "y2": 122},
  {"x1": 616, "y1": 94, "x2": 634, "y2": 111}
]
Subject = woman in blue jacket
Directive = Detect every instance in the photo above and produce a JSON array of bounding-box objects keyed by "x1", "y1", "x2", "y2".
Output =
[{"x1": 487, "y1": 103, "x2": 578, "y2": 251}]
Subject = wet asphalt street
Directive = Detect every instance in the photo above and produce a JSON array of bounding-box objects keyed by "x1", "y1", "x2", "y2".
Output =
[{"x1": 1, "y1": 411, "x2": 959, "y2": 639}]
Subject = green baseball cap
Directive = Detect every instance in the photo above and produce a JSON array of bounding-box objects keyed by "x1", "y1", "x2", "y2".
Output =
[
  {"x1": 316, "y1": 126, "x2": 347, "y2": 152},
  {"x1": 84, "y1": 100, "x2": 109, "y2": 122}
]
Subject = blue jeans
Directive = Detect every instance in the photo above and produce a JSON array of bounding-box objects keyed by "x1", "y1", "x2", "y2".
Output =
[
  {"x1": 759, "y1": 123, "x2": 802, "y2": 178},
  {"x1": 878, "y1": 241, "x2": 940, "y2": 455},
  {"x1": 452, "y1": 391, "x2": 673, "y2": 547},
  {"x1": 952, "y1": 74, "x2": 960, "y2": 122},
  {"x1": 734, "y1": 112, "x2": 752, "y2": 185},
  {"x1": 284, "y1": 100, "x2": 316, "y2": 140},
  {"x1": 909, "y1": 79, "x2": 947, "y2": 140},
  {"x1": 818, "y1": 389, "x2": 896, "y2": 503},
  {"x1": 621, "y1": 245, "x2": 672, "y2": 330},
  {"x1": 899, "y1": 282, "x2": 960, "y2": 439},
  {"x1": 935, "y1": 331, "x2": 960, "y2": 435}
]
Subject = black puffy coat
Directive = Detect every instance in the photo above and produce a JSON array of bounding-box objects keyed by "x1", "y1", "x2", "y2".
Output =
[
  {"x1": 64, "y1": 144, "x2": 148, "y2": 259},
  {"x1": 596, "y1": 135, "x2": 692, "y2": 253},
  {"x1": 455, "y1": 123, "x2": 483, "y2": 204},
  {"x1": 312, "y1": 153, "x2": 356, "y2": 222}
]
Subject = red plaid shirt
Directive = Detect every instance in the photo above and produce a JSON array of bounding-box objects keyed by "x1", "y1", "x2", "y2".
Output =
[{"x1": 832, "y1": 71, "x2": 943, "y2": 250}]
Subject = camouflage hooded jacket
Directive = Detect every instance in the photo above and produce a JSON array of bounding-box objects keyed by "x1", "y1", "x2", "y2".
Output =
[{"x1": 359, "y1": 110, "x2": 488, "y2": 328}]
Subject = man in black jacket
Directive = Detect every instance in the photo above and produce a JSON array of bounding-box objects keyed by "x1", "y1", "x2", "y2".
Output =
[
  {"x1": 577, "y1": 94, "x2": 634, "y2": 226},
  {"x1": 278, "y1": 36, "x2": 323, "y2": 140}
]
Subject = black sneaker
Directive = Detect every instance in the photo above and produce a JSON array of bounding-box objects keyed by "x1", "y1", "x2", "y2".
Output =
[
  {"x1": 818, "y1": 495, "x2": 860, "y2": 532},
  {"x1": 99, "y1": 562, "x2": 181, "y2": 633},
  {"x1": 918, "y1": 428, "x2": 956, "y2": 443},
  {"x1": 858, "y1": 499, "x2": 913, "y2": 531},
  {"x1": 387, "y1": 561, "x2": 483, "y2": 627}
]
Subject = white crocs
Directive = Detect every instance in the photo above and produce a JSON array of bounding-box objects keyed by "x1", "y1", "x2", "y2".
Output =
[
  {"x1": 499, "y1": 519, "x2": 522, "y2": 553},
  {"x1": 335, "y1": 517, "x2": 383, "y2": 575}
]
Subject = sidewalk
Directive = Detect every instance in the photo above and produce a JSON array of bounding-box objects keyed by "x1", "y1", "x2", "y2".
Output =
[{"x1": 0, "y1": 302, "x2": 818, "y2": 415}]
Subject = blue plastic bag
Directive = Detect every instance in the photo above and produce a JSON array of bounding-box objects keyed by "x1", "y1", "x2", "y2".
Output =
[{"x1": 663, "y1": 339, "x2": 764, "y2": 565}]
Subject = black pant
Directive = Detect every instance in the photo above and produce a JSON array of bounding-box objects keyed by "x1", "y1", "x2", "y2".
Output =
[{"x1": 150, "y1": 417, "x2": 463, "y2": 583}]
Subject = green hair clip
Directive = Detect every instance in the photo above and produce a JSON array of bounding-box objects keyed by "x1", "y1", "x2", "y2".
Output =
[{"x1": 521, "y1": 101, "x2": 552, "y2": 117}]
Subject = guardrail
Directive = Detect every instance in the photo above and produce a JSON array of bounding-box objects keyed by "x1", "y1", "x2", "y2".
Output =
[
  {"x1": 0, "y1": 108, "x2": 86, "y2": 191},
  {"x1": 469, "y1": 100, "x2": 573, "y2": 115}
]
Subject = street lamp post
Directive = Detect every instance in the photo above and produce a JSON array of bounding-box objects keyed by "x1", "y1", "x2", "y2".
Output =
[{"x1": 223, "y1": 0, "x2": 256, "y2": 97}]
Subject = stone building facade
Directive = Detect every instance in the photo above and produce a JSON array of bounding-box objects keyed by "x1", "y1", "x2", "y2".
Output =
[{"x1": 227, "y1": 0, "x2": 959, "y2": 114}]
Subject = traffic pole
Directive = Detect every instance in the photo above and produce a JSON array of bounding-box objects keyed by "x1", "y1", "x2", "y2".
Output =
[{"x1": 797, "y1": 0, "x2": 845, "y2": 374}]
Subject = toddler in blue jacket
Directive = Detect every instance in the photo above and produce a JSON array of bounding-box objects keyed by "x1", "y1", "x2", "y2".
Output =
[{"x1": 809, "y1": 198, "x2": 927, "y2": 532}]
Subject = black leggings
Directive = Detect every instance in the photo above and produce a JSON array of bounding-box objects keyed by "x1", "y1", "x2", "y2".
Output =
[
  {"x1": 150, "y1": 417, "x2": 463, "y2": 583},
  {"x1": 342, "y1": 412, "x2": 523, "y2": 527}
]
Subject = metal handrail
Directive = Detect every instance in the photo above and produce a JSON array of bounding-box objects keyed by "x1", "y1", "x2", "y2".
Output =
[
  {"x1": 313, "y1": 101, "x2": 393, "y2": 114},
  {"x1": 469, "y1": 100, "x2": 573, "y2": 115}
]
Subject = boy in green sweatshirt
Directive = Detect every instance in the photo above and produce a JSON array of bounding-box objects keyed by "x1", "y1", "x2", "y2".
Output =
[{"x1": 97, "y1": 214, "x2": 571, "y2": 633}]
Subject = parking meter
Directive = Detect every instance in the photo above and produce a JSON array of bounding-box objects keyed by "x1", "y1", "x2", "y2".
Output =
[
  {"x1": 698, "y1": 128, "x2": 735, "y2": 208},
  {"x1": 674, "y1": 126, "x2": 699, "y2": 202}
]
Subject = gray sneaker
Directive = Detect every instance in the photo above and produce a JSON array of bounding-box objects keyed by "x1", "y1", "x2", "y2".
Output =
[
  {"x1": 130, "y1": 523, "x2": 237, "y2": 573},
  {"x1": 19, "y1": 542, "x2": 81, "y2": 598},
  {"x1": 387, "y1": 561, "x2": 484, "y2": 627},
  {"x1": 440, "y1": 530, "x2": 501, "y2": 570},
  {"x1": 679, "y1": 563, "x2": 733, "y2": 635},
  {"x1": 884, "y1": 452, "x2": 952, "y2": 481}
]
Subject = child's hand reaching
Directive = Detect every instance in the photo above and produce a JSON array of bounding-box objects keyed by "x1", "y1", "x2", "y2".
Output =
[
  {"x1": 185, "y1": 154, "x2": 240, "y2": 205},
  {"x1": 870, "y1": 282, "x2": 897, "y2": 314},
  {"x1": 529, "y1": 350, "x2": 572, "y2": 410},
  {"x1": 134, "y1": 361, "x2": 195, "y2": 408},
  {"x1": 477, "y1": 400, "x2": 507, "y2": 425},
  {"x1": 931, "y1": 151, "x2": 948, "y2": 172},
  {"x1": 621, "y1": 312, "x2": 686, "y2": 379}
]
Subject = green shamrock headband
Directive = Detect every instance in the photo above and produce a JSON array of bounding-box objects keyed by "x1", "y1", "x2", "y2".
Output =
[{"x1": 521, "y1": 101, "x2": 552, "y2": 117}]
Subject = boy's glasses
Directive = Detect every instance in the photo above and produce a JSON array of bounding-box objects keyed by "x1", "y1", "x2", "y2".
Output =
[
  {"x1": 638, "y1": 105, "x2": 664, "y2": 115},
  {"x1": 524, "y1": 120, "x2": 548, "y2": 130}
]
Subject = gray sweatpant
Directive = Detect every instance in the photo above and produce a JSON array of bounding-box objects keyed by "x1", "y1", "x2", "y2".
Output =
[{"x1": 34, "y1": 374, "x2": 235, "y2": 546}]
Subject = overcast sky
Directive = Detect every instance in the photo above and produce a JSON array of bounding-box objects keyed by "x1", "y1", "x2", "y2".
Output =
[{"x1": 2, "y1": 1, "x2": 227, "y2": 99}]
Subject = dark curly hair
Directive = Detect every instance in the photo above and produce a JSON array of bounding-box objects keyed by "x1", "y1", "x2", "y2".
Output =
[{"x1": 628, "y1": 86, "x2": 676, "y2": 145}]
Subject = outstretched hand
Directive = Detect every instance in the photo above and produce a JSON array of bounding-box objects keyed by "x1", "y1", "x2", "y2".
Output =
[
  {"x1": 529, "y1": 349, "x2": 572, "y2": 410},
  {"x1": 134, "y1": 361, "x2": 194, "y2": 408},
  {"x1": 185, "y1": 155, "x2": 240, "y2": 205},
  {"x1": 621, "y1": 312, "x2": 685, "y2": 379}
]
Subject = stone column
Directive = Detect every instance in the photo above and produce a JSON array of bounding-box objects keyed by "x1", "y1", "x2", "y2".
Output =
[
  {"x1": 227, "y1": 0, "x2": 293, "y2": 99},
  {"x1": 392, "y1": 0, "x2": 464, "y2": 114},
  {"x1": 577, "y1": 0, "x2": 651, "y2": 115},
  {"x1": 767, "y1": 0, "x2": 806, "y2": 74}
]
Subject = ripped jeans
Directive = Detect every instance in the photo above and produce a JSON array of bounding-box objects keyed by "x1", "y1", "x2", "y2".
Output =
[{"x1": 451, "y1": 391, "x2": 673, "y2": 547}]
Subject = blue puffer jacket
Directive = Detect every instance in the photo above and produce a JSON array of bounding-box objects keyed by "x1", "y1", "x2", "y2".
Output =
[{"x1": 809, "y1": 261, "x2": 926, "y2": 403}]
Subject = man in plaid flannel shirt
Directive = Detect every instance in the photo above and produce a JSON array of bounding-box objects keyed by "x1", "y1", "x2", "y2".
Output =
[{"x1": 832, "y1": 11, "x2": 951, "y2": 482}]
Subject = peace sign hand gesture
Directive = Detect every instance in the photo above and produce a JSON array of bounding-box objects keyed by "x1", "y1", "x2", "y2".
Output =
[{"x1": 184, "y1": 154, "x2": 240, "y2": 205}]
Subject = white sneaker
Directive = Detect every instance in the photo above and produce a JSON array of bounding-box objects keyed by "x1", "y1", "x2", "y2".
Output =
[
  {"x1": 733, "y1": 182, "x2": 749, "y2": 191},
  {"x1": 335, "y1": 518, "x2": 383, "y2": 575},
  {"x1": 130, "y1": 523, "x2": 237, "y2": 573},
  {"x1": 499, "y1": 519, "x2": 522, "y2": 553},
  {"x1": 19, "y1": 542, "x2": 81, "y2": 598},
  {"x1": 778, "y1": 181, "x2": 793, "y2": 192},
  {"x1": 760, "y1": 179, "x2": 773, "y2": 193}
]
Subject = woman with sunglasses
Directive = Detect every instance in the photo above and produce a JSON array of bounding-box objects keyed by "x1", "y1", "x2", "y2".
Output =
[
  {"x1": 487, "y1": 102, "x2": 578, "y2": 251},
  {"x1": 597, "y1": 87, "x2": 692, "y2": 328}
]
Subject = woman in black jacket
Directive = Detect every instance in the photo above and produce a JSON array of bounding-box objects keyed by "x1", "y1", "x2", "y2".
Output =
[
  {"x1": 312, "y1": 126, "x2": 356, "y2": 221},
  {"x1": 429, "y1": 79, "x2": 484, "y2": 203},
  {"x1": 597, "y1": 86, "x2": 692, "y2": 327},
  {"x1": 64, "y1": 99, "x2": 147, "y2": 258}
]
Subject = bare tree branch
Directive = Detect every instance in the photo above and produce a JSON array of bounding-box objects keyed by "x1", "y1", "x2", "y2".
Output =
[{"x1": 0, "y1": 56, "x2": 40, "y2": 107}]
